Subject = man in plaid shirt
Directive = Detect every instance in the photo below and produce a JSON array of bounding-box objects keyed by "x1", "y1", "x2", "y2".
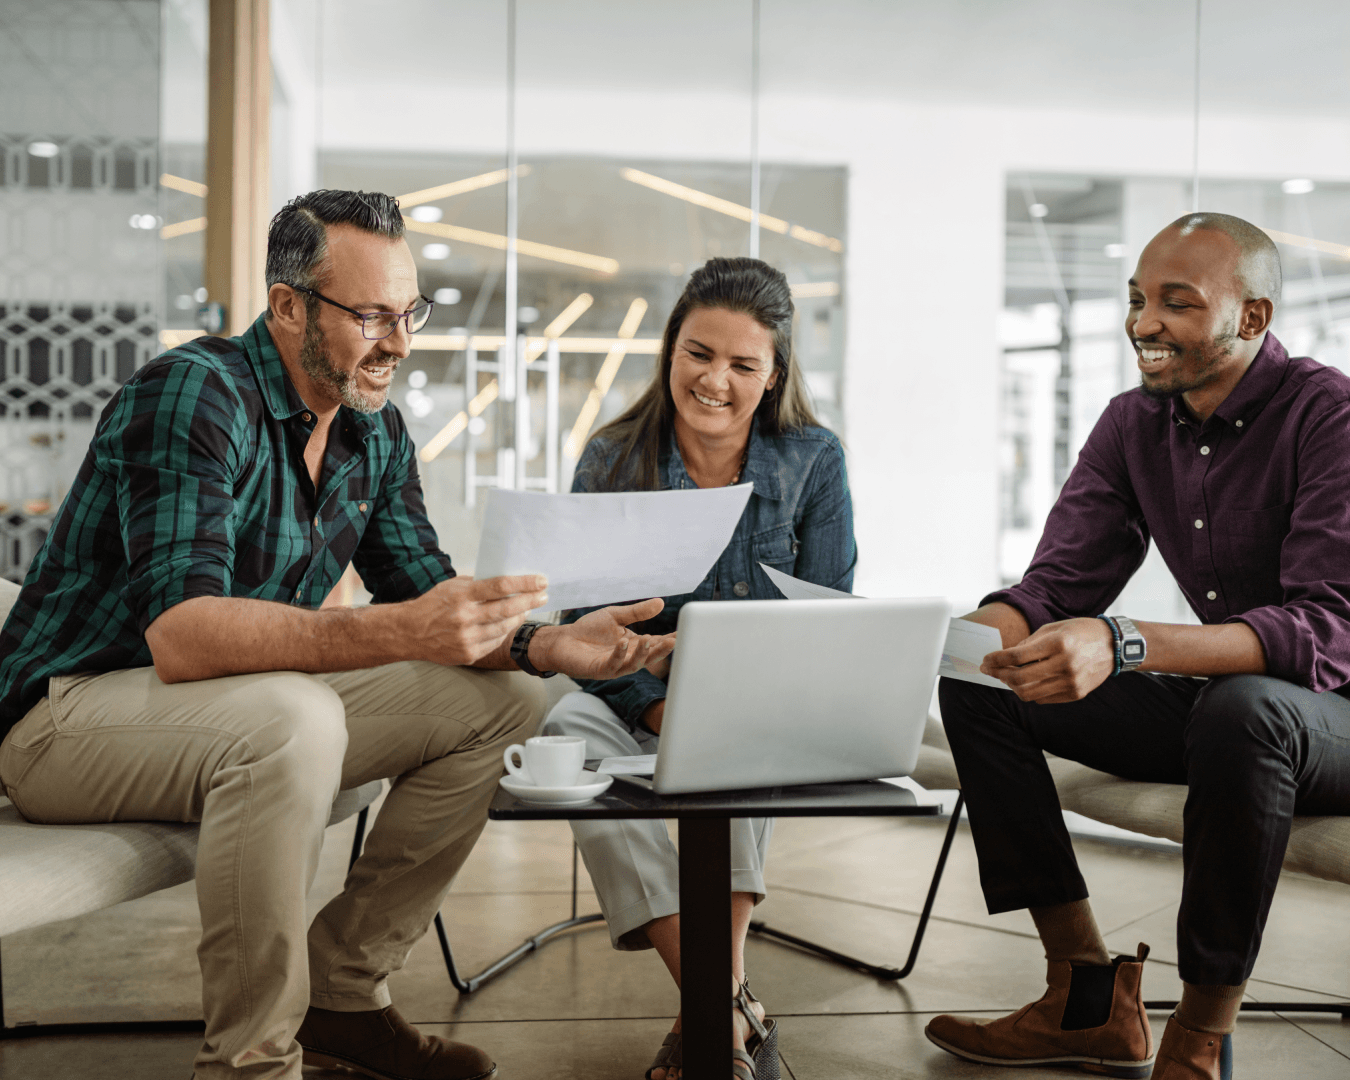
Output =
[{"x1": 0, "y1": 189, "x2": 673, "y2": 1080}]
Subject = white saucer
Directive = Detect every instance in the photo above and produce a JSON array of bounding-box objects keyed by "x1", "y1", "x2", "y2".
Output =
[{"x1": 499, "y1": 769, "x2": 614, "y2": 805}]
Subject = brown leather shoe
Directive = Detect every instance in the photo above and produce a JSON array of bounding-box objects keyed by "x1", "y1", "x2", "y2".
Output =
[
  {"x1": 1151, "y1": 1015, "x2": 1233, "y2": 1079},
  {"x1": 924, "y1": 943, "x2": 1154, "y2": 1078},
  {"x1": 296, "y1": 1004, "x2": 496, "y2": 1080}
]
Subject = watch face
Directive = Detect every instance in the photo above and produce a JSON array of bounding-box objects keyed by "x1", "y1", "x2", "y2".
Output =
[{"x1": 1123, "y1": 640, "x2": 1145, "y2": 662}]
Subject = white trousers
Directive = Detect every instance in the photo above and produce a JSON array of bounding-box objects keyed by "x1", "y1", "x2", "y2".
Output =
[{"x1": 541, "y1": 690, "x2": 773, "y2": 950}]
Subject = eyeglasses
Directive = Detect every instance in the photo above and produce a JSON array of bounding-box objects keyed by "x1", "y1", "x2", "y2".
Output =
[{"x1": 289, "y1": 285, "x2": 434, "y2": 340}]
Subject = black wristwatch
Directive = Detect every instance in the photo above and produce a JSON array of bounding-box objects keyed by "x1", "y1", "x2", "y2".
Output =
[{"x1": 510, "y1": 622, "x2": 556, "y2": 679}]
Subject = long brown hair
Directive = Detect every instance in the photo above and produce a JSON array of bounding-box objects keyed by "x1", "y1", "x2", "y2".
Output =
[{"x1": 591, "y1": 257, "x2": 820, "y2": 490}]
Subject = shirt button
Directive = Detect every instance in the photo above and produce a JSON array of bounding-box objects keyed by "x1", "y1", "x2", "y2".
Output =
[
  {"x1": 295, "y1": 587, "x2": 302, "y2": 598},
  {"x1": 1194, "y1": 519, "x2": 1204, "y2": 529},
  {"x1": 301, "y1": 412, "x2": 311, "y2": 423},
  {"x1": 733, "y1": 581, "x2": 750, "y2": 597},
  {"x1": 313, "y1": 515, "x2": 320, "y2": 528},
  {"x1": 1235, "y1": 420, "x2": 1244, "y2": 428},
  {"x1": 1207, "y1": 590, "x2": 1217, "y2": 600},
  {"x1": 359, "y1": 502, "x2": 367, "y2": 512},
  {"x1": 1200, "y1": 446, "x2": 1210, "y2": 455}
]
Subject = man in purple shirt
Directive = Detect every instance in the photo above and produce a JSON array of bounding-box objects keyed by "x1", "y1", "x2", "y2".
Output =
[{"x1": 924, "y1": 213, "x2": 1350, "y2": 1080}]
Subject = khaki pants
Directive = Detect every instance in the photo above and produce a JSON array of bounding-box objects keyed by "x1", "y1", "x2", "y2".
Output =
[{"x1": 0, "y1": 661, "x2": 544, "y2": 1080}]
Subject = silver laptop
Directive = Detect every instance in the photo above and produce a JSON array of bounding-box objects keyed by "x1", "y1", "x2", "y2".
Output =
[{"x1": 631, "y1": 596, "x2": 951, "y2": 795}]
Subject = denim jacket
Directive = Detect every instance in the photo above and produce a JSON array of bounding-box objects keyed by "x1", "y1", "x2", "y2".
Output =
[{"x1": 564, "y1": 421, "x2": 857, "y2": 731}]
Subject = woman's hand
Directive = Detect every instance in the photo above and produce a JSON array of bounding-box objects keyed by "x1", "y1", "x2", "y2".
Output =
[{"x1": 530, "y1": 599, "x2": 676, "y2": 681}]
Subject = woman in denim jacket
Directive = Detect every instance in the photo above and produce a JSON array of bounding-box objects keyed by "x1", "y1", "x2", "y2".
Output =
[{"x1": 542, "y1": 257, "x2": 856, "y2": 1080}]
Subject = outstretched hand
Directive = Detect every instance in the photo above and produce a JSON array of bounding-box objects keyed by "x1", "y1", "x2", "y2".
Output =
[
  {"x1": 980, "y1": 616, "x2": 1115, "y2": 703},
  {"x1": 532, "y1": 598, "x2": 676, "y2": 681}
]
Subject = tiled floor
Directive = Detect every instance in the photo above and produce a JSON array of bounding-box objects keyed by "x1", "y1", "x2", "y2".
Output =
[{"x1": 2, "y1": 799, "x2": 1348, "y2": 1078}]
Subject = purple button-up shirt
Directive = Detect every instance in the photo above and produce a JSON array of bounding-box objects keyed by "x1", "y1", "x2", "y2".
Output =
[{"x1": 987, "y1": 333, "x2": 1350, "y2": 693}]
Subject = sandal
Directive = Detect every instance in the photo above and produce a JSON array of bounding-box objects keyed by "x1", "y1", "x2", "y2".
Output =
[
  {"x1": 732, "y1": 979, "x2": 780, "y2": 1080},
  {"x1": 645, "y1": 1031, "x2": 681, "y2": 1079}
]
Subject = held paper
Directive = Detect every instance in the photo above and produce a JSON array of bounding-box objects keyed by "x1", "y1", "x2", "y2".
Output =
[
  {"x1": 758, "y1": 564, "x2": 1010, "y2": 690},
  {"x1": 475, "y1": 484, "x2": 752, "y2": 613},
  {"x1": 940, "y1": 619, "x2": 1009, "y2": 690}
]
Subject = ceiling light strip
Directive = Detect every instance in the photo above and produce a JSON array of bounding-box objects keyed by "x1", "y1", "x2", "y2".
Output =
[
  {"x1": 397, "y1": 165, "x2": 533, "y2": 209},
  {"x1": 564, "y1": 297, "x2": 648, "y2": 458},
  {"x1": 160, "y1": 173, "x2": 207, "y2": 197},
  {"x1": 419, "y1": 379, "x2": 502, "y2": 464},
  {"x1": 620, "y1": 167, "x2": 843, "y2": 254},
  {"x1": 403, "y1": 218, "x2": 619, "y2": 275},
  {"x1": 410, "y1": 335, "x2": 659, "y2": 354},
  {"x1": 790, "y1": 281, "x2": 840, "y2": 298},
  {"x1": 160, "y1": 217, "x2": 207, "y2": 239},
  {"x1": 525, "y1": 292, "x2": 594, "y2": 362},
  {"x1": 1263, "y1": 227, "x2": 1350, "y2": 260}
]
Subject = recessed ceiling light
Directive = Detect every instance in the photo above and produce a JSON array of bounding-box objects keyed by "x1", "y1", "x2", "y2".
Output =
[
  {"x1": 1029, "y1": 203, "x2": 1049, "y2": 218},
  {"x1": 421, "y1": 243, "x2": 451, "y2": 261},
  {"x1": 518, "y1": 306, "x2": 540, "y2": 325},
  {"x1": 1282, "y1": 178, "x2": 1315, "y2": 195},
  {"x1": 408, "y1": 370, "x2": 428, "y2": 389},
  {"x1": 27, "y1": 141, "x2": 59, "y2": 158},
  {"x1": 1104, "y1": 243, "x2": 1126, "y2": 258},
  {"x1": 410, "y1": 205, "x2": 443, "y2": 222},
  {"x1": 433, "y1": 287, "x2": 461, "y2": 305}
]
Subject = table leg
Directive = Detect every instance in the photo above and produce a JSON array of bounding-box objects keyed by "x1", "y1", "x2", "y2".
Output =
[{"x1": 679, "y1": 816, "x2": 732, "y2": 1078}]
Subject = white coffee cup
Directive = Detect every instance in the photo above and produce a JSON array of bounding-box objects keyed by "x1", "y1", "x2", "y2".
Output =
[{"x1": 503, "y1": 735, "x2": 587, "y2": 788}]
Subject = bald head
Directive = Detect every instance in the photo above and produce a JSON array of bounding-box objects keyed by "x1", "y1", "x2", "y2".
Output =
[{"x1": 1167, "y1": 212, "x2": 1282, "y2": 310}]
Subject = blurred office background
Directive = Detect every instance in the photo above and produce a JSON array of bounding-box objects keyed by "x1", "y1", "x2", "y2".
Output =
[{"x1": 5, "y1": 0, "x2": 1350, "y2": 619}]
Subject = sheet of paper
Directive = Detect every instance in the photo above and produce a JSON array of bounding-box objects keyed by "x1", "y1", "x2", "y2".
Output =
[
  {"x1": 474, "y1": 484, "x2": 753, "y2": 613},
  {"x1": 941, "y1": 618, "x2": 1010, "y2": 690},
  {"x1": 758, "y1": 563, "x2": 858, "y2": 600},
  {"x1": 596, "y1": 754, "x2": 658, "y2": 776}
]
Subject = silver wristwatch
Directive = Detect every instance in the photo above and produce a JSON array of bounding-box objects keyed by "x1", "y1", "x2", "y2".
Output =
[{"x1": 1112, "y1": 616, "x2": 1147, "y2": 672}]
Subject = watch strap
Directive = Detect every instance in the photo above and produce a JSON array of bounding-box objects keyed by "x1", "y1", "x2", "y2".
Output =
[{"x1": 510, "y1": 622, "x2": 556, "y2": 678}]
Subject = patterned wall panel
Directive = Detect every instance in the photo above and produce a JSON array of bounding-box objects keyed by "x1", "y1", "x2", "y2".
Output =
[{"x1": 0, "y1": 1, "x2": 161, "y2": 580}]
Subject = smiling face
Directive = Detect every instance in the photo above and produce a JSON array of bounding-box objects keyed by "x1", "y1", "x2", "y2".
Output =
[
  {"x1": 290, "y1": 223, "x2": 420, "y2": 414},
  {"x1": 1125, "y1": 226, "x2": 1269, "y2": 419},
  {"x1": 668, "y1": 306, "x2": 778, "y2": 443}
]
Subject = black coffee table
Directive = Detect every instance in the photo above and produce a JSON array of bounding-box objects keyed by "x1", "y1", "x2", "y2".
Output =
[{"x1": 489, "y1": 777, "x2": 940, "y2": 1078}]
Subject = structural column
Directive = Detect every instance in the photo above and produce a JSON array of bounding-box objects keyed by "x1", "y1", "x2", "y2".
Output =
[{"x1": 205, "y1": 0, "x2": 270, "y2": 336}]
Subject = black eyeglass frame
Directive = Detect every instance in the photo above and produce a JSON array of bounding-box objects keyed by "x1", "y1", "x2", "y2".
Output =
[{"x1": 289, "y1": 284, "x2": 434, "y2": 340}]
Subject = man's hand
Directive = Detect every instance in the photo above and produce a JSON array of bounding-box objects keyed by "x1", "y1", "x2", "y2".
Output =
[
  {"x1": 980, "y1": 616, "x2": 1115, "y2": 704},
  {"x1": 410, "y1": 574, "x2": 550, "y2": 667},
  {"x1": 531, "y1": 598, "x2": 676, "y2": 682}
]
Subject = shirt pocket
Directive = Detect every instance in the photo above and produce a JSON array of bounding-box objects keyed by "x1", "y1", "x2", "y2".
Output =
[
  {"x1": 1224, "y1": 502, "x2": 1292, "y2": 583},
  {"x1": 751, "y1": 522, "x2": 799, "y2": 572}
]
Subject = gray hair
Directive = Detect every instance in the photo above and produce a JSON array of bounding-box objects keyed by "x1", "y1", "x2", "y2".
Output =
[{"x1": 265, "y1": 189, "x2": 405, "y2": 310}]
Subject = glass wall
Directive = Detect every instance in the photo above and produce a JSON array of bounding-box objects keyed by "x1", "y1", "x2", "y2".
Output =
[{"x1": 0, "y1": 0, "x2": 162, "y2": 579}]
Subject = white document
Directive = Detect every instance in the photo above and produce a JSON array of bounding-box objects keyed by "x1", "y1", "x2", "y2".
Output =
[
  {"x1": 759, "y1": 562, "x2": 858, "y2": 601},
  {"x1": 475, "y1": 484, "x2": 753, "y2": 613},
  {"x1": 758, "y1": 566, "x2": 1010, "y2": 691},
  {"x1": 941, "y1": 618, "x2": 1009, "y2": 690},
  {"x1": 596, "y1": 754, "x2": 658, "y2": 776}
]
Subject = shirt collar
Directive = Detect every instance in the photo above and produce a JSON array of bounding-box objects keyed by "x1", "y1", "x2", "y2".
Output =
[
  {"x1": 664, "y1": 423, "x2": 781, "y2": 499},
  {"x1": 1169, "y1": 332, "x2": 1288, "y2": 431},
  {"x1": 238, "y1": 312, "x2": 382, "y2": 440}
]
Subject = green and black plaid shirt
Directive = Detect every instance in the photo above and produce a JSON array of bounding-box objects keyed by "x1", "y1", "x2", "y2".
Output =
[{"x1": 0, "y1": 313, "x2": 454, "y2": 734}]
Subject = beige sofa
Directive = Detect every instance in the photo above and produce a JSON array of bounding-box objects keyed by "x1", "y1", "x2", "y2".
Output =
[
  {"x1": 909, "y1": 713, "x2": 1350, "y2": 886},
  {"x1": 0, "y1": 577, "x2": 381, "y2": 1035}
]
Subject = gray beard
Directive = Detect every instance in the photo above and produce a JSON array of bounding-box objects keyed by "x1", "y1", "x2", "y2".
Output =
[{"x1": 298, "y1": 315, "x2": 386, "y2": 414}]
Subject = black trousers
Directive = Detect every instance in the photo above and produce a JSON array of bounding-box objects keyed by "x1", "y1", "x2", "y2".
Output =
[{"x1": 938, "y1": 672, "x2": 1350, "y2": 985}]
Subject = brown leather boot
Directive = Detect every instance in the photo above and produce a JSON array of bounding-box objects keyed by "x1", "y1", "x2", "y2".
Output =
[
  {"x1": 296, "y1": 1004, "x2": 496, "y2": 1080},
  {"x1": 1151, "y1": 1015, "x2": 1233, "y2": 1079},
  {"x1": 924, "y1": 943, "x2": 1154, "y2": 1078}
]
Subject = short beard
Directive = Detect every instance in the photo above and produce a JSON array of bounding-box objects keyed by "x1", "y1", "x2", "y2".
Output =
[
  {"x1": 1139, "y1": 322, "x2": 1239, "y2": 401},
  {"x1": 298, "y1": 310, "x2": 387, "y2": 414}
]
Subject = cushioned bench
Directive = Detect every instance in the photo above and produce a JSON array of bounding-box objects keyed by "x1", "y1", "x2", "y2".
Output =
[{"x1": 0, "y1": 577, "x2": 382, "y2": 1035}]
